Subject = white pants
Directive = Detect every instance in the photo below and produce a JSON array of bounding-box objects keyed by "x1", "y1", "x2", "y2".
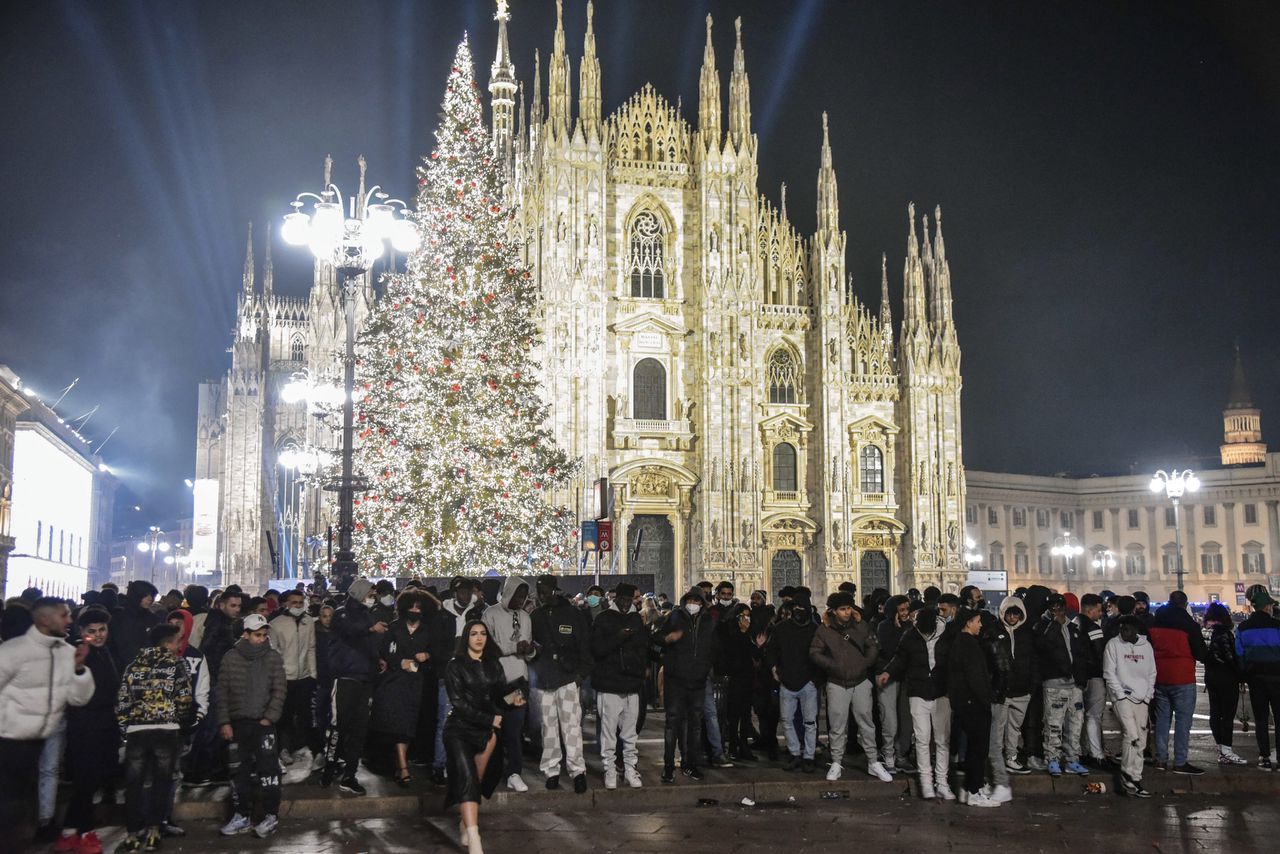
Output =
[
  {"x1": 1112, "y1": 696, "x2": 1149, "y2": 784},
  {"x1": 909, "y1": 695, "x2": 951, "y2": 789},
  {"x1": 538, "y1": 682, "x2": 586, "y2": 777},
  {"x1": 826, "y1": 681, "x2": 878, "y2": 766},
  {"x1": 598, "y1": 691, "x2": 639, "y2": 774},
  {"x1": 875, "y1": 682, "x2": 900, "y2": 766}
]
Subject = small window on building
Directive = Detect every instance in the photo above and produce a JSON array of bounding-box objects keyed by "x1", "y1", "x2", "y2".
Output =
[
  {"x1": 1200, "y1": 543, "x2": 1223, "y2": 574},
  {"x1": 773, "y1": 443, "x2": 797, "y2": 492},
  {"x1": 1125, "y1": 546, "x2": 1146, "y2": 576},
  {"x1": 1161, "y1": 544, "x2": 1179, "y2": 574},
  {"x1": 1036, "y1": 509, "x2": 1049, "y2": 529},
  {"x1": 989, "y1": 544, "x2": 1004, "y2": 572},
  {"x1": 1092, "y1": 510, "x2": 1104, "y2": 531},
  {"x1": 767, "y1": 350, "x2": 800, "y2": 404},
  {"x1": 987, "y1": 507, "x2": 999, "y2": 526},
  {"x1": 290, "y1": 334, "x2": 305, "y2": 363},
  {"x1": 1061, "y1": 511, "x2": 1073, "y2": 529},
  {"x1": 1037, "y1": 543, "x2": 1051, "y2": 575},
  {"x1": 1203, "y1": 505, "x2": 1216, "y2": 526},
  {"x1": 1015, "y1": 545, "x2": 1029, "y2": 574},
  {"x1": 1127, "y1": 509, "x2": 1140, "y2": 530},
  {"x1": 966, "y1": 505, "x2": 977, "y2": 525},
  {"x1": 1244, "y1": 545, "x2": 1266, "y2": 574},
  {"x1": 1244, "y1": 503, "x2": 1258, "y2": 525},
  {"x1": 1165, "y1": 507, "x2": 1177, "y2": 528},
  {"x1": 1012, "y1": 507, "x2": 1026, "y2": 528},
  {"x1": 859, "y1": 445, "x2": 884, "y2": 494}
]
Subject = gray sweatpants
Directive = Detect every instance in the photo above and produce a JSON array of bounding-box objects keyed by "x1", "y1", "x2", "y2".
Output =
[{"x1": 826, "y1": 681, "x2": 878, "y2": 766}]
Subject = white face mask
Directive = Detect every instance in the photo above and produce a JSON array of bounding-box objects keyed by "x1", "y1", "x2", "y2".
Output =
[
  {"x1": 380, "y1": 594, "x2": 395, "y2": 607},
  {"x1": 364, "y1": 597, "x2": 376, "y2": 608},
  {"x1": 685, "y1": 603, "x2": 702, "y2": 615},
  {"x1": 718, "y1": 596, "x2": 734, "y2": 605},
  {"x1": 288, "y1": 606, "x2": 306, "y2": 618}
]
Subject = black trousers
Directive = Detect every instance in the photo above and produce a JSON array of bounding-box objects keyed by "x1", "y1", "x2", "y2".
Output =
[
  {"x1": 229, "y1": 721, "x2": 281, "y2": 817},
  {"x1": 954, "y1": 704, "x2": 991, "y2": 795},
  {"x1": 1249, "y1": 679, "x2": 1280, "y2": 758},
  {"x1": 280, "y1": 678, "x2": 321, "y2": 754},
  {"x1": 123, "y1": 729, "x2": 181, "y2": 833},
  {"x1": 0, "y1": 737, "x2": 45, "y2": 851},
  {"x1": 1023, "y1": 681, "x2": 1045, "y2": 759},
  {"x1": 752, "y1": 683, "x2": 780, "y2": 756},
  {"x1": 333, "y1": 678, "x2": 372, "y2": 775},
  {"x1": 725, "y1": 678, "x2": 754, "y2": 754},
  {"x1": 1205, "y1": 677, "x2": 1240, "y2": 747},
  {"x1": 663, "y1": 677, "x2": 706, "y2": 770},
  {"x1": 65, "y1": 724, "x2": 120, "y2": 832}
]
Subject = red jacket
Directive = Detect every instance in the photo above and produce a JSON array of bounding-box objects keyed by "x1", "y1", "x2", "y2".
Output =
[{"x1": 1148, "y1": 605, "x2": 1207, "y2": 685}]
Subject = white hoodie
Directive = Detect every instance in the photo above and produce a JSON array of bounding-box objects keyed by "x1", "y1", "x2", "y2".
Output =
[
  {"x1": 1103, "y1": 633, "x2": 1156, "y2": 704},
  {"x1": 482, "y1": 576, "x2": 534, "y2": 683}
]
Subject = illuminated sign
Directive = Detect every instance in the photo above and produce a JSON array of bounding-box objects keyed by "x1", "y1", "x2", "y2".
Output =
[{"x1": 191, "y1": 478, "x2": 219, "y2": 575}]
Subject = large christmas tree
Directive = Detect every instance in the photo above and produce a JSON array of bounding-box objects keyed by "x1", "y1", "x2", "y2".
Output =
[{"x1": 353, "y1": 36, "x2": 577, "y2": 577}]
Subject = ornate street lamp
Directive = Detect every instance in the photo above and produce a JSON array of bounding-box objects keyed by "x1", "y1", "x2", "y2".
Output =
[
  {"x1": 1150, "y1": 469, "x2": 1200, "y2": 593},
  {"x1": 1052, "y1": 532, "x2": 1084, "y2": 594},
  {"x1": 136, "y1": 525, "x2": 170, "y2": 587},
  {"x1": 281, "y1": 168, "x2": 418, "y2": 589}
]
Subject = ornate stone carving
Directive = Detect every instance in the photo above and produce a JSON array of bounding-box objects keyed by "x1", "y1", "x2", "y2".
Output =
[{"x1": 632, "y1": 466, "x2": 671, "y2": 497}]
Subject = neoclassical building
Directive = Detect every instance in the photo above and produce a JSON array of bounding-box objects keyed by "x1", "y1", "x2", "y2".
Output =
[{"x1": 196, "y1": 1, "x2": 969, "y2": 597}]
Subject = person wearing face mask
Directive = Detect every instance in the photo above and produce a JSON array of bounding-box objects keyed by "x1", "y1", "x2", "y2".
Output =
[
  {"x1": 370, "y1": 581, "x2": 399, "y2": 625},
  {"x1": 875, "y1": 595, "x2": 914, "y2": 775},
  {"x1": 429, "y1": 577, "x2": 486, "y2": 786},
  {"x1": 322, "y1": 579, "x2": 389, "y2": 795},
  {"x1": 590, "y1": 583, "x2": 649, "y2": 789},
  {"x1": 582, "y1": 586, "x2": 607, "y2": 622},
  {"x1": 481, "y1": 577, "x2": 535, "y2": 793},
  {"x1": 658, "y1": 588, "x2": 719, "y2": 783},
  {"x1": 269, "y1": 589, "x2": 320, "y2": 771},
  {"x1": 372, "y1": 591, "x2": 434, "y2": 786},
  {"x1": 765, "y1": 592, "x2": 820, "y2": 772},
  {"x1": 530, "y1": 575, "x2": 591, "y2": 793},
  {"x1": 877, "y1": 607, "x2": 954, "y2": 800}
]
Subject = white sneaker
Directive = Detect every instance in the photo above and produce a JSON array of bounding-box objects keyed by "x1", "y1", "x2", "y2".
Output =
[
  {"x1": 990, "y1": 784, "x2": 1013, "y2": 803},
  {"x1": 252, "y1": 814, "x2": 279, "y2": 838},
  {"x1": 957, "y1": 787, "x2": 969, "y2": 804},
  {"x1": 966, "y1": 791, "x2": 1001, "y2": 808},
  {"x1": 825, "y1": 762, "x2": 843, "y2": 781},
  {"x1": 603, "y1": 769, "x2": 617, "y2": 790},
  {"x1": 919, "y1": 783, "x2": 936, "y2": 800},
  {"x1": 868, "y1": 761, "x2": 893, "y2": 782},
  {"x1": 506, "y1": 773, "x2": 528, "y2": 793},
  {"x1": 624, "y1": 769, "x2": 643, "y2": 788},
  {"x1": 936, "y1": 784, "x2": 956, "y2": 801},
  {"x1": 220, "y1": 814, "x2": 252, "y2": 836}
]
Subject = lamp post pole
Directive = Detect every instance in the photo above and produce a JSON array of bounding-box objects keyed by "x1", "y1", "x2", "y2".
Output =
[
  {"x1": 281, "y1": 172, "x2": 418, "y2": 590},
  {"x1": 1150, "y1": 469, "x2": 1201, "y2": 594}
]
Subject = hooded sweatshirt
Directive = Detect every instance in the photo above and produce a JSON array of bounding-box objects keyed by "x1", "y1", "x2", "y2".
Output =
[
  {"x1": 482, "y1": 576, "x2": 534, "y2": 684},
  {"x1": 996, "y1": 595, "x2": 1036, "y2": 698},
  {"x1": 116, "y1": 645, "x2": 193, "y2": 735},
  {"x1": 884, "y1": 618, "x2": 951, "y2": 700},
  {"x1": 1103, "y1": 633, "x2": 1157, "y2": 704},
  {"x1": 171, "y1": 609, "x2": 211, "y2": 720}
]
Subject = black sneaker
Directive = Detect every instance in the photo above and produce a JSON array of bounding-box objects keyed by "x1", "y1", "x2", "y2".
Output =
[
  {"x1": 430, "y1": 767, "x2": 447, "y2": 786},
  {"x1": 660, "y1": 767, "x2": 675, "y2": 784},
  {"x1": 546, "y1": 775, "x2": 560, "y2": 790},
  {"x1": 160, "y1": 822, "x2": 186, "y2": 837},
  {"x1": 573, "y1": 773, "x2": 588, "y2": 794},
  {"x1": 320, "y1": 765, "x2": 336, "y2": 788},
  {"x1": 1132, "y1": 783, "x2": 1152, "y2": 798},
  {"x1": 801, "y1": 758, "x2": 815, "y2": 773},
  {"x1": 1260, "y1": 757, "x2": 1274, "y2": 771},
  {"x1": 682, "y1": 765, "x2": 704, "y2": 781},
  {"x1": 1173, "y1": 763, "x2": 1205, "y2": 776},
  {"x1": 710, "y1": 755, "x2": 734, "y2": 768},
  {"x1": 784, "y1": 755, "x2": 803, "y2": 772},
  {"x1": 338, "y1": 776, "x2": 367, "y2": 796}
]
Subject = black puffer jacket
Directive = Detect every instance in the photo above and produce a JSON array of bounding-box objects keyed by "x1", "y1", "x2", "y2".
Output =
[
  {"x1": 1077, "y1": 614, "x2": 1107, "y2": 679},
  {"x1": 443, "y1": 654, "x2": 511, "y2": 738},
  {"x1": 876, "y1": 617, "x2": 909, "y2": 671},
  {"x1": 329, "y1": 599, "x2": 382, "y2": 681},
  {"x1": 765, "y1": 616, "x2": 820, "y2": 692},
  {"x1": 1034, "y1": 616, "x2": 1088, "y2": 686},
  {"x1": 65, "y1": 644, "x2": 120, "y2": 734},
  {"x1": 662, "y1": 606, "x2": 719, "y2": 687},
  {"x1": 949, "y1": 631, "x2": 994, "y2": 709},
  {"x1": 199, "y1": 608, "x2": 237, "y2": 679},
  {"x1": 590, "y1": 604, "x2": 649, "y2": 695},
  {"x1": 531, "y1": 595, "x2": 591, "y2": 691},
  {"x1": 1205, "y1": 624, "x2": 1241, "y2": 684},
  {"x1": 883, "y1": 621, "x2": 951, "y2": 700}
]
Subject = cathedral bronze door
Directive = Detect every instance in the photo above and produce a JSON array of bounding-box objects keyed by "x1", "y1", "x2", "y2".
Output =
[
  {"x1": 860, "y1": 550, "x2": 890, "y2": 594},
  {"x1": 628, "y1": 514, "x2": 674, "y2": 598},
  {"x1": 771, "y1": 550, "x2": 802, "y2": 602}
]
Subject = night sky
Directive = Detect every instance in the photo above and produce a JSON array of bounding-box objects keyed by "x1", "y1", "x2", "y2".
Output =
[{"x1": 3, "y1": 1, "x2": 1278, "y2": 532}]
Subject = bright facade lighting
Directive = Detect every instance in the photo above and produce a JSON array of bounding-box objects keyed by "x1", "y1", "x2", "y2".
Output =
[{"x1": 1151, "y1": 468, "x2": 1200, "y2": 499}]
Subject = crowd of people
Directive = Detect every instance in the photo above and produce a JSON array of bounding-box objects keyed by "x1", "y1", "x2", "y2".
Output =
[{"x1": 1, "y1": 573, "x2": 1279, "y2": 853}]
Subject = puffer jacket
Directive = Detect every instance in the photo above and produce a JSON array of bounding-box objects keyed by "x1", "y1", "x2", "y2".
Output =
[
  {"x1": 269, "y1": 608, "x2": 317, "y2": 681},
  {"x1": 215, "y1": 638, "x2": 286, "y2": 725},
  {"x1": 0, "y1": 626, "x2": 95, "y2": 739},
  {"x1": 809, "y1": 617, "x2": 878, "y2": 688},
  {"x1": 116, "y1": 645, "x2": 193, "y2": 734},
  {"x1": 996, "y1": 595, "x2": 1036, "y2": 698},
  {"x1": 883, "y1": 621, "x2": 951, "y2": 700},
  {"x1": 482, "y1": 577, "x2": 534, "y2": 684},
  {"x1": 1034, "y1": 616, "x2": 1088, "y2": 686},
  {"x1": 1236, "y1": 610, "x2": 1280, "y2": 682},
  {"x1": 1205, "y1": 624, "x2": 1241, "y2": 685},
  {"x1": 590, "y1": 601, "x2": 649, "y2": 695},
  {"x1": 531, "y1": 594, "x2": 591, "y2": 690},
  {"x1": 949, "y1": 631, "x2": 994, "y2": 709},
  {"x1": 1148, "y1": 604, "x2": 1208, "y2": 686},
  {"x1": 329, "y1": 598, "x2": 382, "y2": 682},
  {"x1": 662, "y1": 604, "x2": 720, "y2": 687}
]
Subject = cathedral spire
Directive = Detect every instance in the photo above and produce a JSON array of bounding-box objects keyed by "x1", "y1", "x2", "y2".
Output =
[
  {"x1": 578, "y1": 0, "x2": 602, "y2": 141},
  {"x1": 698, "y1": 14, "x2": 721, "y2": 147},
  {"x1": 780, "y1": 182, "x2": 787, "y2": 221},
  {"x1": 929, "y1": 206, "x2": 954, "y2": 337},
  {"x1": 242, "y1": 222, "x2": 255, "y2": 295},
  {"x1": 879, "y1": 252, "x2": 892, "y2": 329},
  {"x1": 903, "y1": 203, "x2": 929, "y2": 342},
  {"x1": 262, "y1": 222, "x2": 273, "y2": 297},
  {"x1": 531, "y1": 50, "x2": 543, "y2": 135},
  {"x1": 548, "y1": 0, "x2": 572, "y2": 140},
  {"x1": 728, "y1": 17, "x2": 752, "y2": 149},
  {"x1": 489, "y1": 0, "x2": 517, "y2": 162},
  {"x1": 816, "y1": 112, "x2": 839, "y2": 237}
]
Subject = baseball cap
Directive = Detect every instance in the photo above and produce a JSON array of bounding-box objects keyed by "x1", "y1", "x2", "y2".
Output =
[{"x1": 243, "y1": 613, "x2": 269, "y2": 632}]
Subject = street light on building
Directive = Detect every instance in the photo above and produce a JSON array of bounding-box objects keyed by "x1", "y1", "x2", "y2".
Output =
[
  {"x1": 1052, "y1": 532, "x2": 1084, "y2": 593},
  {"x1": 1149, "y1": 468, "x2": 1200, "y2": 593},
  {"x1": 281, "y1": 167, "x2": 418, "y2": 589},
  {"x1": 964, "y1": 536, "x2": 983, "y2": 571},
  {"x1": 136, "y1": 525, "x2": 170, "y2": 586},
  {"x1": 1091, "y1": 548, "x2": 1117, "y2": 578}
]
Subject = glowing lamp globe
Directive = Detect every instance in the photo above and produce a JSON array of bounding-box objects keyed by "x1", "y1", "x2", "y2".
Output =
[{"x1": 281, "y1": 211, "x2": 311, "y2": 246}]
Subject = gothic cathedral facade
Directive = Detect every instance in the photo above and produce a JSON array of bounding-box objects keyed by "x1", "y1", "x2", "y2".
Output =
[{"x1": 196, "y1": 1, "x2": 968, "y2": 598}]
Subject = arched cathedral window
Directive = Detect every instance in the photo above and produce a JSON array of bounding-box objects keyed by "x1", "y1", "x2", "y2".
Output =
[
  {"x1": 290, "y1": 334, "x2": 305, "y2": 363},
  {"x1": 767, "y1": 349, "x2": 800, "y2": 404},
  {"x1": 628, "y1": 211, "x2": 665, "y2": 299},
  {"x1": 633, "y1": 358, "x2": 666, "y2": 420},
  {"x1": 773, "y1": 443, "x2": 797, "y2": 492},
  {"x1": 859, "y1": 445, "x2": 884, "y2": 494}
]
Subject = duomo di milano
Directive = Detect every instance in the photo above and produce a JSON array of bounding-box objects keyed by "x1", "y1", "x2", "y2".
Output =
[{"x1": 197, "y1": 1, "x2": 1275, "y2": 601}]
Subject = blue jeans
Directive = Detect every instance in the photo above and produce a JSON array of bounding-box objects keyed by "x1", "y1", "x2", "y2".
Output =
[
  {"x1": 1152, "y1": 683, "x2": 1196, "y2": 766},
  {"x1": 703, "y1": 683, "x2": 724, "y2": 759},
  {"x1": 433, "y1": 681, "x2": 452, "y2": 771},
  {"x1": 780, "y1": 682, "x2": 818, "y2": 760},
  {"x1": 38, "y1": 718, "x2": 66, "y2": 824}
]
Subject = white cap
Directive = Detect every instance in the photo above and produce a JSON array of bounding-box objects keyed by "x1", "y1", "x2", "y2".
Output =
[{"x1": 243, "y1": 613, "x2": 269, "y2": 632}]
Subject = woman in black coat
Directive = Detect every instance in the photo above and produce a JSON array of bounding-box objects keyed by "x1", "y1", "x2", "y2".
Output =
[
  {"x1": 446, "y1": 619, "x2": 521, "y2": 854},
  {"x1": 1203, "y1": 602, "x2": 1246, "y2": 764},
  {"x1": 372, "y1": 591, "x2": 433, "y2": 785},
  {"x1": 719, "y1": 603, "x2": 760, "y2": 760}
]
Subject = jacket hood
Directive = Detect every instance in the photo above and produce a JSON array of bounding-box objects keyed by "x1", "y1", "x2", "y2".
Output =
[
  {"x1": 681, "y1": 587, "x2": 707, "y2": 605},
  {"x1": 916, "y1": 620, "x2": 946, "y2": 643},
  {"x1": 500, "y1": 576, "x2": 531, "y2": 610},
  {"x1": 346, "y1": 578, "x2": 374, "y2": 603},
  {"x1": 998, "y1": 595, "x2": 1027, "y2": 631},
  {"x1": 1022, "y1": 585, "x2": 1053, "y2": 622},
  {"x1": 171, "y1": 608, "x2": 194, "y2": 655},
  {"x1": 125, "y1": 579, "x2": 158, "y2": 606},
  {"x1": 183, "y1": 585, "x2": 210, "y2": 613}
]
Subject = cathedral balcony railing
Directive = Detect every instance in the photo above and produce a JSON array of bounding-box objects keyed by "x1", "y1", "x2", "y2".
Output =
[
  {"x1": 612, "y1": 417, "x2": 694, "y2": 451},
  {"x1": 759, "y1": 303, "x2": 813, "y2": 331},
  {"x1": 857, "y1": 492, "x2": 888, "y2": 504},
  {"x1": 618, "y1": 298, "x2": 683, "y2": 316},
  {"x1": 763, "y1": 489, "x2": 810, "y2": 509}
]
